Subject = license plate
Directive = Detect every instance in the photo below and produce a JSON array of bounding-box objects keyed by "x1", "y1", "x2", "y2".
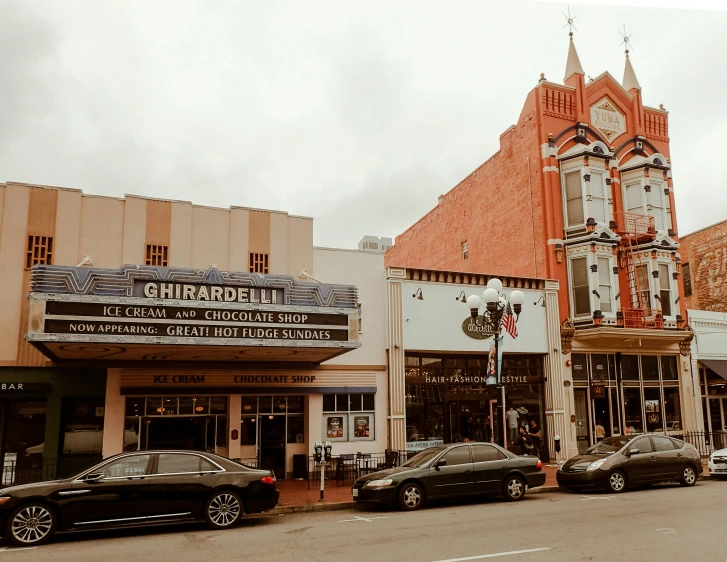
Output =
[
  {"x1": 352, "y1": 488, "x2": 359, "y2": 497},
  {"x1": 716, "y1": 463, "x2": 727, "y2": 470}
]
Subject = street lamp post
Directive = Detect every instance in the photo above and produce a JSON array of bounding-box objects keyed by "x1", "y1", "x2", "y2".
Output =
[{"x1": 462, "y1": 279, "x2": 524, "y2": 448}]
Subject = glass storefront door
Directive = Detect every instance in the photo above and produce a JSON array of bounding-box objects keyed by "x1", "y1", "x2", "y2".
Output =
[
  {"x1": 3, "y1": 401, "x2": 47, "y2": 485},
  {"x1": 574, "y1": 389, "x2": 590, "y2": 453},
  {"x1": 259, "y1": 415, "x2": 286, "y2": 478}
]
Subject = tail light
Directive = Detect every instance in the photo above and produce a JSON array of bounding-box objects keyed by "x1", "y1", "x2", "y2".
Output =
[
  {"x1": 260, "y1": 476, "x2": 276, "y2": 485},
  {"x1": 536, "y1": 459, "x2": 542, "y2": 469}
]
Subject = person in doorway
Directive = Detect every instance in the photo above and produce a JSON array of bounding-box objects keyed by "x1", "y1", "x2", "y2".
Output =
[
  {"x1": 527, "y1": 419, "x2": 541, "y2": 459},
  {"x1": 595, "y1": 421, "x2": 606, "y2": 442},
  {"x1": 506, "y1": 407, "x2": 519, "y2": 445},
  {"x1": 517, "y1": 427, "x2": 535, "y2": 455}
]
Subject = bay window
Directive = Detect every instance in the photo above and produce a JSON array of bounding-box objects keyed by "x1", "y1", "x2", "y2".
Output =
[
  {"x1": 621, "y1": 174, "x2": 672, "y2": 233},
  {"x1": 562, "y1": 164, "x2": 613, "y2": 228},
  {"x1": 569, "y1": 252, "x2": 616, "y2": 318},
  {"x1": 659, "y1": 263, "x2": 672, "y2": 317}
]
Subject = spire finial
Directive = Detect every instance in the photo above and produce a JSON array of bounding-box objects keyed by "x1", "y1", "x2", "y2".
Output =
[
  {"x1": 620, "y1": 25, "x2": 641, "y2": 91},
  {"x1": 619, "y1": 24, "x2": 634, "y2": 55},
  {"x1": 562, "y1": 6, "x2": 578, "y2": 38}
]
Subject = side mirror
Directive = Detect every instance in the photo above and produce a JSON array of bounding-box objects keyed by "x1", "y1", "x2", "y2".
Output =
[
  {"x1": 627, "y1": 448, "x2": 640, "y2": 457},
  {"x1": 435, "y1": 459, "x2": 447, "y2": 470},
  {"x1": 84, "y1": 473, "x2": 104, "y2": 483}
]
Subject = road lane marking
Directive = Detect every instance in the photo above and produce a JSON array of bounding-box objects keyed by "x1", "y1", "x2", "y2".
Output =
[
  {"x1": 656, "y1": 528, "x2": 676, "y2": 534},
  {"x1": 580, "y1": 496, "x2": 613, "y2": 501},
  {"x1": 338, "y1": 515, "x2": 388, "y2": 523},
  {"x1": 431, "y1": 547, "x2": 551, "y2": 561},
  {"x1": 0, "y1": 547, "x2": 38, "y2": 553}
]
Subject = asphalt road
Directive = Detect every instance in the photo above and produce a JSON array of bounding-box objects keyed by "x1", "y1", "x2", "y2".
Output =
[{"x1": 1, "y1": 480, "x2": 725, "y2": 562}]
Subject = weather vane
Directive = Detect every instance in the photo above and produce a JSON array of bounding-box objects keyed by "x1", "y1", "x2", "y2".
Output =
[
  {"x1": 562, "y1": 6, "x2": 577, "y2": 37},
  {"x1": 619, "y1": 25, "x2": 634, "y2": 54}
]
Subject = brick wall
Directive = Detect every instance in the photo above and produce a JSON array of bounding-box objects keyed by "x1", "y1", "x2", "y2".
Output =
[
  {"x1": 384, "y1": 111, "x2": 547, "y2": 279},
  {"x1": 681, "y1": 220, "x2": 727, "y2": 312}
]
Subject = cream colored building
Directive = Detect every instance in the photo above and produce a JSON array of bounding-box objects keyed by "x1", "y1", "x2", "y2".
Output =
[{"x1": 0, "y1": 181, "x2": 387, "y2": 481}]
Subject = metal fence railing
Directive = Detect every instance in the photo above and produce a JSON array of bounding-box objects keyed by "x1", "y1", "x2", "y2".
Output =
[
  {"x1": 307, "y1": 450, "x2": 412, "y2": 488},
  {"x1": 673, "y1": 431, "x2": 727, "y2": 458},
  {"x1": 1, "y1": 457, "x2": 100, "y2": 488}
]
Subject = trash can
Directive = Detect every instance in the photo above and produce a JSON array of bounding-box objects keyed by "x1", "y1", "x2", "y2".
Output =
[{"x1": 293, "y1": 454, "x2": 307, "y2": 480}]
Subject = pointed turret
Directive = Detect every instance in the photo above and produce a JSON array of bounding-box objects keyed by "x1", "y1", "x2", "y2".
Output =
[
  {"x1": 564, "y1": 35, "x2": 584, "y2": 82},
  {"x1": 622, "y1": 51, "x2": 641, "y2": 92}
]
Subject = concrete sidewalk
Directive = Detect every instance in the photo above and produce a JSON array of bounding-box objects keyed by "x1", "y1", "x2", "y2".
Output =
[{"x1": 270, "y1": 460, "x2": 713, "y2": 514}]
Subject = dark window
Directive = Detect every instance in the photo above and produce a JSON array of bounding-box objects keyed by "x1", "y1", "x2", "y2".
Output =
[
  {"x1": 145, "y1": 244, "x2": 169, "y2": 266},
  {"x1": 322, "y1": 395, "x2": 336, "y2": 412},
  {"x1": 644, "y1": 387, "x2": 662, "y2": 432},
  {"x1": 471, "y1": 445, "x2": 504, "y2": 463},
  {"x1": 125, "y1": 398, "x2": 144, "y2": 417},
  {"x1": 336, "y1": 394, "x2": 349, "y2": 411},
  {"x1": 652, "y1": 436, "x2": 677, "y2": 452},
  {"x1": 241, "y1": 396, "x2": 258, "y2": 414},
  {"x1": 241, "y1": 417, "x2": 257, "y2": 445},
  {"x1": 629, "y1": 436, "x2": 653, "y2": 454},
  {"x1": 683, "y1": 263, "x2": 692, "y2": 297},
  {"x1": 590, "y1": 355, "x2": 609, "y2": 382},
  {"x1": 621, "y1": 355, "x2": 640, "y2": 380},
  {"x1": 287, "y1": 396, "x2": 304, "y2": 414},
  {"x1": 60, "y1": 397, "x2": 105, "y2": 456},
  {"x1": 211, "y1": 397, "x2": 228, "y2": 414},
  {"x1": 661, "y1": 356, "x2": 678, "y2": 381},
  {"x1": 258, "y1": 396, "x2": 272, "y2": 413},
  {"x1": 642, "y1": 356, "x2": 659, "y2": 381},
  {"x1": 572, "y1": 354, "x2": 588, "y2": 381},
  {"x1": 287, "y1": 415, "x2": 304, "y2": 444},
  {"x1": 273, "y1": 396, "x2": 286, "y2": 413},
  {"x1": 100, "y1": 454, "x2": 151, "y2": 478},
  {"x1": 623, "y1": 387, "x2": 643, "y2": 433},
  {"x1": 249, "y1": 252, "x2": 269, "y2": 274},
  {"x1": 363, "y1": 394, "x2": 375, "y2": 411},
  {"x1": 157, "y1": 453, "x2": 203, "y2": 474},
  {"x1": 349, "y1": 394, "x2": 363, "y2": 412},
  {"x1": 26, "y1": 235, "x2": 53, "y2": 268},
  {"x1": 441, "y1": 446, "x2": 471, "y2": 466}
]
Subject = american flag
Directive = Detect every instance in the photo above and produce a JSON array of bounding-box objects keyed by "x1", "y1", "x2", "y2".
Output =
[{"x1": 503, "y1": 302, "x2": 518, "y2": 339}]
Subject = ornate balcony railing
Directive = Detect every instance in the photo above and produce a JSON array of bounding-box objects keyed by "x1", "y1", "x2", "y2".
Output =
[{"x1": 622, "y1": 307, "x2": 664, "y2": 330}]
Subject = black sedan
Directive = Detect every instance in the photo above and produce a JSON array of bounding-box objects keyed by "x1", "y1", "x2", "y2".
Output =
[
  {"x1": 352, "y1": 442, "x2": 546, "y2": 510},
  {"x1": 557, "y1": 434, "x2": 702, "y2": 493},
  {"x1": 0, "y1": 450, "x2": 279, "y2": 547}
]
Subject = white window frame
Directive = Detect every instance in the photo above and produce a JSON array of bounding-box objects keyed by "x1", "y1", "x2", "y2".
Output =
[
  {"x1": 621, "y1": 171, "x2": 671, "y2": 234},
  {"x1": 560, "y1": 159, "x2": 613, "y2": 230},
  {"x1": 567, "y1": 249, "x2": 617, "y2": 319}
]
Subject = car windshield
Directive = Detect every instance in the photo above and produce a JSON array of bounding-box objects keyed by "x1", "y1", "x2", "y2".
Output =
[
  {"x1": 585, "y1": 436, "x2": 633, "y2": 454},
  {"x1": 402, "y1": 447, "x2": 446, "y2": 467}
]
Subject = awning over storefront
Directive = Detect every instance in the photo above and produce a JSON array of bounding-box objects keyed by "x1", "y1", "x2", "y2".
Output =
[
  {"x1": 701, "y1": 360, "x2": 727, "y2": 381},
  {"x1": 25, "y1": 264, "x2": 360, "y2": 364}
]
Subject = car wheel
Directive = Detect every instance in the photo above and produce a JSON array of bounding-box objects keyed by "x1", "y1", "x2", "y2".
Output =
[
  {"x1": 680, "y1": 465, "x2": 697, "y2": 487},
  {"x1": 398, "y1": 482, "x2": 424, "y2": 511},
  {"x1": 608, "y1": 470, "x2": 627, "y2": 493},
  {"x1": 502, "y1": 475, "x2": 526, "y2": 502},
  {"x1": 5, "y1": 503, "x2": 57, "y2": 547},
  {"x1": 204, "y1": 490, "x2": 243, "y2": 529}
]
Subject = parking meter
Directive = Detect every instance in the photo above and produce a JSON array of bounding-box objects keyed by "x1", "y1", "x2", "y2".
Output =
[
  {"x1": 324, "y1": 441, "x2": 332, "y2": 462},
  {"x1": 554, "y1": 435, "x2": 561, "y2": 453},
  {"x1": 314, "y1": 441, "x2": 323, "y2": 463}
]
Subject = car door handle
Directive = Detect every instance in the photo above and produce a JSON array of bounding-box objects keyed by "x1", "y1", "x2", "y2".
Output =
[
  {"x1": 649, "y1": 456, "x2": 657, "y2": 462},
  {"x1": 58, "y1": 489, "x2": 91, "y2": 496}
]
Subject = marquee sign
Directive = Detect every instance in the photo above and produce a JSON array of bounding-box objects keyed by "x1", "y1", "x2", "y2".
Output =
[{"x1": 26, "y1": 265, "x2": 360, "y2": 363}]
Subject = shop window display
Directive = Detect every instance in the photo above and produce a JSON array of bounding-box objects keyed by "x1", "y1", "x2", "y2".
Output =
[{"x1": 322, "y1": 393, "x2": 376, "y2": 442}]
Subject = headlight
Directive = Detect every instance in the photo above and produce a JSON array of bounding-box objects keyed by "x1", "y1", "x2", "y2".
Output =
[
  {"x1": 586, "y1": 459, "x2": 607, "y2": 471},
  {"x1": 365, "y1": 479, "x2": 394, "y2": 488}
]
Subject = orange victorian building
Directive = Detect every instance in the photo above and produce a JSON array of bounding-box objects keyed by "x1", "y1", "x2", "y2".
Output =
[{"x1": 386, "y1": 35, "x2": 697, "y2": 454}]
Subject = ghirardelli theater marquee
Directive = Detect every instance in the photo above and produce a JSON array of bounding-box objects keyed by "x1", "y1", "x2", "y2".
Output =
[{"x1": 25, "y1": 265, "x2": 361, "y2": 363}]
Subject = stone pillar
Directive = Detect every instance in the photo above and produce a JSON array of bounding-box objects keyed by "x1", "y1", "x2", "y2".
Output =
[
  {"x1": 102, "y1": 369, "x2": 124, "y2": 458},
  {"x1": 543, "y1": 280, "x2": 576, "y2": 460},
  {"x1": 387, "y1": 268, "x2": 406, "y2": 451}
]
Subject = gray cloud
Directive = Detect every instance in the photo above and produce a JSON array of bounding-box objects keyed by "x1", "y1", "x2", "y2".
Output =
[{"x1": 1, "y1": 0, "x2": 725, "y2": 249}]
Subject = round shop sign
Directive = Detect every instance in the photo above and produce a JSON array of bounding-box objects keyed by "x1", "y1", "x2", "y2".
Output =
[{"x1": 461, "y1": 317, "x2": 494, "y2": 340}]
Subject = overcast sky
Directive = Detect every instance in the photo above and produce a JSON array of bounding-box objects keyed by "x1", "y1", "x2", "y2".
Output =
[{"x1": 1, "y1": 0, "x2": 726, "y2": 248}]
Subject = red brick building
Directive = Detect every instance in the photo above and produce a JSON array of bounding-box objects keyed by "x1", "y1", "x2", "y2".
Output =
[
  {"x1": 386, "y1": 35, "x2": 698, "y2": 451},
  {"x1": 680, "y1": 219, "x2": 727, "y2": 313}
]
